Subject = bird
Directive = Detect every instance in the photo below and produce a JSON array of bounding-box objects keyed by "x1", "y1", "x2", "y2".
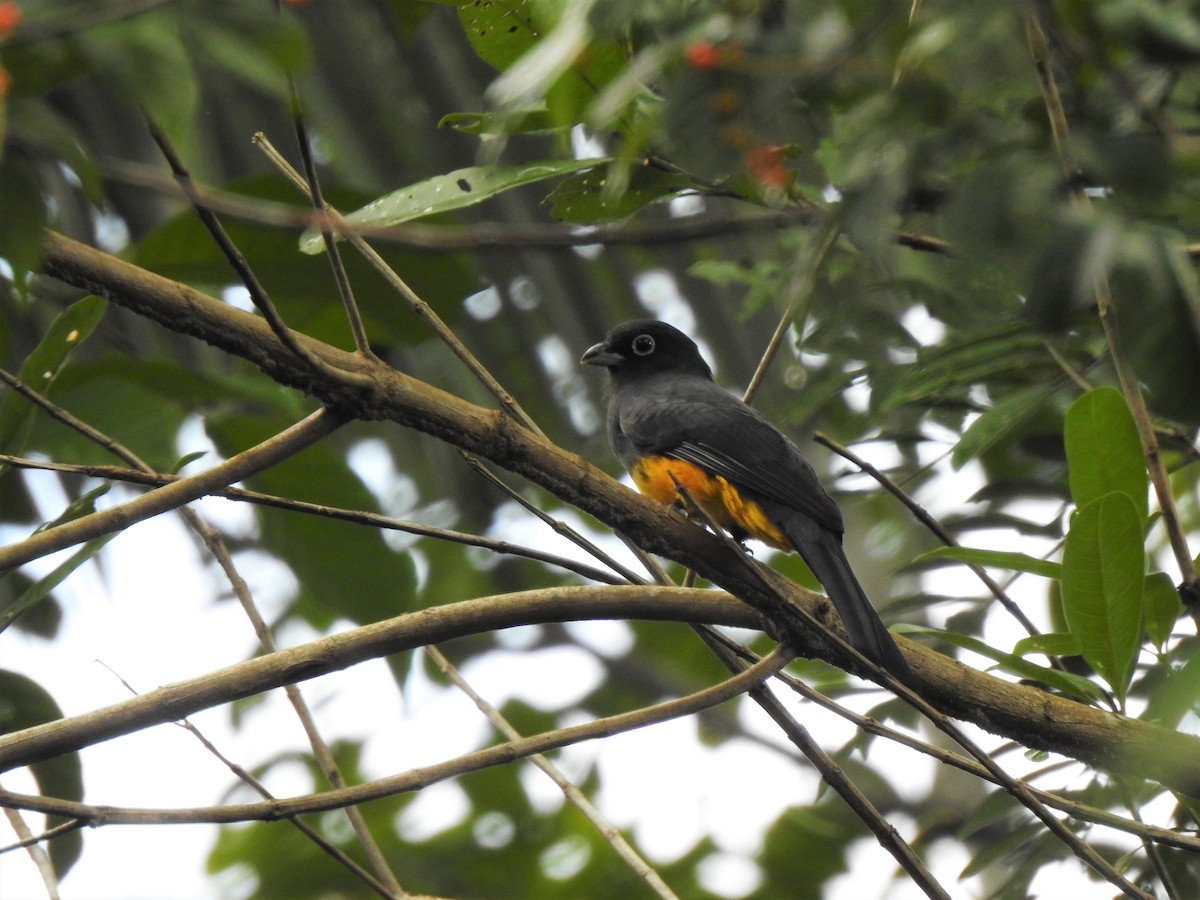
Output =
[{"x1": 581, "y1": 319, "x2": 912, "y2": 682}]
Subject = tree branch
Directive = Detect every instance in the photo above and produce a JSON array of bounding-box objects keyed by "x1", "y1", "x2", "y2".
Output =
[
  {"x1": 0, "y1": 587, "x2": 760, "y2": 773},
  {"x1": 35, "y1": 230, "x2": 1200, "y2": 797},
  {"x1": 0, "y1": 407, "x2": 345, "y2": 571}
]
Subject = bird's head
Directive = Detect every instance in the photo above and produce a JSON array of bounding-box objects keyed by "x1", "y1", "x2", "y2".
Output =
[{"x1": 580, "y1": 320, "x2": 713, "y2": 383}]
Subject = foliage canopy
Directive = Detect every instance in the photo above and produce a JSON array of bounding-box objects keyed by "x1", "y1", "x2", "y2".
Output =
[{"x1": 2, "y1": 1, "x2": 1200, "y2": 898}]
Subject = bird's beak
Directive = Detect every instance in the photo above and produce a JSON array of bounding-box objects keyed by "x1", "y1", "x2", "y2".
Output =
[{"x1": 580, "y1": 341, "x2": 623, "y2": 368}]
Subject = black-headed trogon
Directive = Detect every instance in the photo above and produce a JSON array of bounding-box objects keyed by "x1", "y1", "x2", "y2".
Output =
[{"x1": 581, "y1": 319, "x2": 911, "y2": 682}]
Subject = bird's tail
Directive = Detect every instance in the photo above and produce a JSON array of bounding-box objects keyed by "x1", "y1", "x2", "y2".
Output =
[{"x1": 795, "y1": 532, "x2": 914, "y2": 685}]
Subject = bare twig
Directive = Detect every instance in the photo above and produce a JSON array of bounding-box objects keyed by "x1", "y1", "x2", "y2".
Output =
[
  {"x1": 143, "y1": 122, "x2": 374, "y2": 388},
  {"x1": 458, "y1": 451, "x2": 647, "y2": 584},
  {"x1": 288, "y1": 97, "x2": 376, "y2": 360},
  {"x1": 252, "y1": 133, "x2": 545, "y2": 438},
  {"x1": 1, "y1": 792, "x2": 62, "y2": 899},
  {"x1": 428, "y1": 646, "x2": 681, "y2": 900},
  {"x1": 0, "y1": 453, "x2": 626, "y2": 586},
  {"x1": 812, "y1": 431, "x2": 1050, "y2": 644},
  {"x1": 743, "y1": 221, "x2": 841, "y2": 406},
  {"x1": 0, "y1": 643, "x2": 794, "y2": 824},
  {"x1": 0, "y1": 407, "x2": 345, "y2": 572},
  {"x1": 696, "y1": 630, "x2": 950, "y2": 899}
]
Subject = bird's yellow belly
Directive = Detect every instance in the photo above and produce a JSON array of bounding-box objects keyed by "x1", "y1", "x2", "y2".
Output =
[{"x1": 630, "y1": 455, "x2": 789, "y2": 549}]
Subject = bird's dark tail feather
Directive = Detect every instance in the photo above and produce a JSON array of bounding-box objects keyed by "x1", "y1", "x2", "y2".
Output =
[{"x1": 795, "y1": 532, "x2": 914, "y2": 685}]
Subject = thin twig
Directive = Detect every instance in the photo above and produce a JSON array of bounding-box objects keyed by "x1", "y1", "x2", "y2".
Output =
[
  {"x1": 743, "y1": 221, "x2": 841, "y2": 405},
  {"x1": 695, "y1": 629, "x2": 950, "y2": 898},
  {"x1": 0, "y1": 817, "x2": 86, "y2": 857},
  {"x1": 289, "y1": 96, "x2": 376, "y2": 360},
  {"x1": 1, "y1": 792, "x2": 62, "y2": 900},
  {"x1": 0, "y1": 407, "x2": 345, "y2": 572},
  {"x1": 0, "y1": 452, "x2": 626, "y2": 586},
  {"x1": 458, "y1": 450, "x2": 648, "y2": 584},
  {"x1": 812, "y1": 431, "x2": 1050, "y2": 645},
  {"x1": 1025, "y1": 8, "x2": 1198, "y2": 615},
  {"x1": 143, "y1": 121, "x2": 373, "y2": 388},
  {"x1": 97, "y1": 155, "x2": 967, "y2": 255},
  {"x1": 427, "y1": 646, "x2": 681, "y2": 900},
  {"x1": 252, "y1": 133, "x2": 545, "y2": 438}
]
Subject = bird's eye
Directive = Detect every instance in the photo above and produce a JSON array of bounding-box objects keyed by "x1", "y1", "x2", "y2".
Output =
[{"x1": 632, "y1": 334, "x2": 656, "y2": 356}]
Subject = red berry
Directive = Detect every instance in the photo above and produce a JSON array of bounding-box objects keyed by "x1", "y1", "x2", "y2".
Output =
[
  {"x1": 684, "y1": 42, "x2": 720, "y2": 71},
  {"x1": 745, "y1": 144, "x2": 789, "y2": 190},
  {"x1": 0, "y1": 3, "x2": 21, "y2": 38}
]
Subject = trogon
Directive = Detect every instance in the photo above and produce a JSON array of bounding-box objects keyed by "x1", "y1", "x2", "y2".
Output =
[{"x1": 581, "y1": 319, "x2": 912, "y2": 682}]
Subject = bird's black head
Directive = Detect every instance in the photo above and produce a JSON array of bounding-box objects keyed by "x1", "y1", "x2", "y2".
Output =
[{"x1": 580, "y1": 320, "x2": 713, "y2": 383}]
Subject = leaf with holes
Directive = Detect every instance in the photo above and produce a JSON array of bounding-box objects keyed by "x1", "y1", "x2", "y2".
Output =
[{"x1": 299, "y1": 159, "x2": 608, "y2": 253}]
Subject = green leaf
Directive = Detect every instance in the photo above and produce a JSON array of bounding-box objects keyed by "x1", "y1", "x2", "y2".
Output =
[
  {"x1": 186, "y1": 8, "x2": 309, "y2": 98},
  {"x1": 0, "y1": 670, "x2": 84, "y2": 878},
  {"x1": 0, "y1": 295, "x2": 108, "y2": 458},
  {"x1": 0, "y1": 534, "x2": 117, "y2": 633},
  {"x1": 880, "y1": 324, "x2": 1054, "y2": 412},
  {"x1": 1143, "y1": 571, "x2": 1183, "y2": 649},
  {"x1": 0, "y1": 154, "x2": 49, "y2": 282},
  {"x1": 1064, "y1": 386, "x2": 1148, "y2": 522},
  {"x1": 458, "y1": 0, "x2": 540, "y2": 73},
  {"x1": 912, "y1": 546, "x2": 1062, "y2": 579},
  {"x1": 1143, "y1": 646, "x2": 1200, "y2": 728},
  {"x1": 950, "y1": 382, "x2": 1054, "y2": 469},
  {"x1": 84, "y1": 8, "x2": 199, "y2": 152},
  {"x1": 1, "y1": 485, "x2": 116, "y2": 633},
  {"x1": 299, "y1": 158, "x2": 609, "y2": 253},
  {"x1": 1061, "y1": 493, "x2": 1145, "y2": 702},
  {"x1": 1012, "y1": 632, "x2": 1083, "y2": 659},
  {"x1": 545, "y1": 164, "x2": 697, "y2": 224},
  {"x1": 896, "y1": 625, "x2": 1107, "y2": 704}
]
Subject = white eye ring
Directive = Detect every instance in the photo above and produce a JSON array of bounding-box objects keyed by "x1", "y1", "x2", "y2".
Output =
[{"x1": 632, "y1": 334, "x2": 656, "y2": 356}]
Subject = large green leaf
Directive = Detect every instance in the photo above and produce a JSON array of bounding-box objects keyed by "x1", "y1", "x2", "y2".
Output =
[
  {"x1": 1064, "y1": 386, "x2": 1148, "y2": 522},
  {"x1": 1061, "y1": 492, "x2": 1145, "y2": 702},
  {"x1": 1142, "y1": 571, "x2": 1184, "y2": 650},
  {"x1": 299, "y1": 158, "x2": 609, "y2": 254},
  {"x1": 545, "y1": 164, "x2": 698, "y2": 224},
  {"x1": 950, "y1": 382, "x2": 1055, "y2": 469}
]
